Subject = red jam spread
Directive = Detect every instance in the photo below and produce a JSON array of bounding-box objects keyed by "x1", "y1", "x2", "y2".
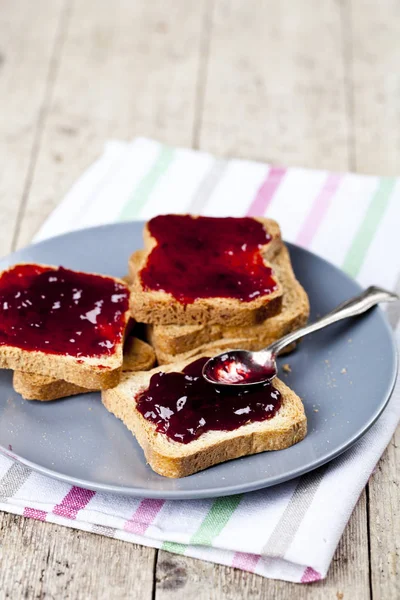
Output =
[
  {"x1": 136, "y1": 357, "x2": 282, "y2": 444},
  {"x1": 0, "y1": 264, "x2": 129, "y2": 357},
  {"x1": 205, "y1": 352, "x2": 277, "y2": 384},
  {"x1": 140, "y1": 215, "x2": 278, "y2": 303}
]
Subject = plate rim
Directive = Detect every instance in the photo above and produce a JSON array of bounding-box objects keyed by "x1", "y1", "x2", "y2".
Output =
[{"x1": 0, "y1": 222, "x2": 397, "y2": 499}]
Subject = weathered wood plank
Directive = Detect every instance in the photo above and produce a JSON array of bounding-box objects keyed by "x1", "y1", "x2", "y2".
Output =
[
  {"x1": 162, "y1": 0, "x2": 368, "y2": 597},
  {"x1": 349, "y1": 0, "x2": 400, "y2": 175},
  {"x1": 198, "y1": 0, "x2": 350, "y2": 170},
  {"x1": 15, "y1": 0, "x2": 208, "y2": 248},
  {"x1": 2, "y1": 2, "x2": 206, "y2": 600},
  {"x1": 349, "y1": 2, "x2": 400, "y2": 598},
  {"x1": 0, "y1": 0, "x2": 66, "y2": 257},
  {"x1": 0, "y1": 513, "x2": 155, "y2": 599},
  {"x1": 155, "y1": 492, "x2": 369, "y2": 599},
  {"x1": 3, "y1": 0, "x2": 398, "y2": 598},
  {"x1": 368, "y1": 425, "x2": 400, "y2": 600}
]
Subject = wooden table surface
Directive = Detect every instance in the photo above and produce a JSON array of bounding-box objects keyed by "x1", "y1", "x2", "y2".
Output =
[{"x1": 0, "y1": 1, "x2": 399, "y2": 598}]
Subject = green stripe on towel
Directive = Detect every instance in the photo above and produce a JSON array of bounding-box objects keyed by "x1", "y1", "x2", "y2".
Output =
[
  {"x1": 190, "y1": 496, "x2": 242, "y2": 546},
  {"x1": 119, "y1": 146, "x2": 175, "y2": 220},
  {"x1": 162, "y1": 495, "x2": 242, "y2": 555},
  {"x1": 342, "y1": 177, "x2": 396, "y2": 277},
  {"x1": 162, "y1": 541, "x2": 187, "y2": 554}
]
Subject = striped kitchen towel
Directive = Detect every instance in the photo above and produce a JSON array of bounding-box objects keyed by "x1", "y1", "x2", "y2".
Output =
[{"x1": 0, "y1": 137, "x2": 399, "y2": 583}]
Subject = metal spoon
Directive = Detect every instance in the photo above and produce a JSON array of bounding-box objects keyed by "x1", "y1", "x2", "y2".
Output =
[{"x1": 202, "y1": 286, "x2": 399, "y2": 389}]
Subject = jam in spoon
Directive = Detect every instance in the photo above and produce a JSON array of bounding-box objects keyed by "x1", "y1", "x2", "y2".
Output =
[{"x1": 202, "y1": 286, "x2": 398, "y2": 389}]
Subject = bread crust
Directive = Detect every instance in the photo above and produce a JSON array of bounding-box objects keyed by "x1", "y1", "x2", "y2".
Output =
[{"x1": 13, "y1": 338, "x2": 156, "y2": 401}]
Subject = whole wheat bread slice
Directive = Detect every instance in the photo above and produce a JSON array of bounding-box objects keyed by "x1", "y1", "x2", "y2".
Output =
[
  {"x1": 134, "y1": 245, "x2": 309, "y2": 363},
  {"x1": 13, "y1": 337, "x2": 156, "y2": 401},
  {"x1": 102, "y1": 355, "x2": 307, "y2": 478},
  {"x1": 129, "y1": 216, "x2": 284, "y2": 327},
  {"x1": 0, "y1": 264, "x2": 131, "y2": 389}
]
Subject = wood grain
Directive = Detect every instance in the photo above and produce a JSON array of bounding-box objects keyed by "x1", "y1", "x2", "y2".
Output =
[
  {"x1": 0, "y1": 0, "x2": 398, "y2": 597},
  {"x1": 14, "y1": 0, "x2": 209, "y2": 249},
  {"x1": 198, "y1": 0, "x2": 350, "y2": 170},
  {"x1": 0, "y1": 513, "x2": 155, "y2": 599},
  {"x1": 0, "y1": 1, "x2": 207, "y2": 599},
  {"x1": 0, "y1": 0, "x2": 66, "y2": 258},
  {"x1": 368, "y1": 425, "x2": 400, "y2": 600},
  {"x1": 349, "y1": 1, "x2": 400, "y2": 597},
  {"x1": 349, "y1": 0, "x2": 400, "y2": 175}
]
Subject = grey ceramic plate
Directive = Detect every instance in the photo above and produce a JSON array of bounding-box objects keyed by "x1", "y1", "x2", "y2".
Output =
[{"x1": 0, "y1": 223, "x2": 397, "y2": 499}]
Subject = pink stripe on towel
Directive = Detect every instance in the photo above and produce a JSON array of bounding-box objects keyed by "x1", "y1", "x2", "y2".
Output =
[
  {"x1": 301, "y1": 566, "x2": 322, "y2": 583},
  {"x1": 124, "y1": 499, "x2": 165, "y2": 535},
  {"x1": 246, "y1": 167, "x2": 286, "y2": 216},
  {"x1": 296, "y1": 173, "x2": 342, "y2": 247},
  {"x1": 23, "y1": 507, "x2": 47, "y2": 521},
  {"x1": 53, "y1": 486, "x2": 95, "y2": 520},
  {"x1": 231, "y1": 551, "x2": 260, "y2": 572}
]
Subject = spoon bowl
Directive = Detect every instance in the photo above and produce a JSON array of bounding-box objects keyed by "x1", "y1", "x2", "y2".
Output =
[
  {"x1": 202, "y1": 349, "x2": 277, "y2": 387},
  {"x1": 202, "y1": 285, "x2": 398, "y2": 390}
]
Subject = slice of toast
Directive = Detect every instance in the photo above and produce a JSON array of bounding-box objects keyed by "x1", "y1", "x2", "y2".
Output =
[
  {"x1": 139, "y1": 245, "x2": 310, "y2": 363},
  {"x1": 102, "y1": 355, "x2": 307, "y2": 478},
  {"x1": 13, "y1": 337, "x2": 156, "y2": 401},
  {"x1": 0, "y1": 264, "x2": 131, "y2": 389},
  {"x1": 129, "y1": 216, "x2": 284, "y2": 327}
]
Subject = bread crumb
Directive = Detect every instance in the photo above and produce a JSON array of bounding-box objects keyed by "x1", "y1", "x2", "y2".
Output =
[
  {"x1": 88, "y1": 407, "x2": 92, "y2": 411},
  {"x1": 282, "y1": 363, "x2": 291, "y2": 373},
  {"x1": 341, "y1": 368, "x2": 347, "y2": 374},
  {"x1": 324, "y1": 359, "x2": 329, "y2": 364},
  {"x1": 314, "y1": 409, "x2": 319, "y2": 413},
  {"x1": 336, "y1": 593, "x2": 344, "y2": 600}
]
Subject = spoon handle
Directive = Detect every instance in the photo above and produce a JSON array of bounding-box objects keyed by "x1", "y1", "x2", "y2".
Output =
[{"x1": 266, "y1": 285, "x2": 398, "y2": 357}]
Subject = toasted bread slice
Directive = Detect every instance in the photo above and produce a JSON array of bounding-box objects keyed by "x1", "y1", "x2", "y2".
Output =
[
  {"x1": 119, "y1": 336, "x2": 156, "y2": 372},
  {"x1": 138, "y1": 245, "x2": 309, "y2": 363},
  {"x1": 13, "y1": 338, "x2": 156, "y2": 401},
  {"x1": 13, "y1": 374, "x2": 89, "y2": 402},
  {"x1": 102, "y1": 355, "x2": 307, "y2": 478},
  {"x1": 0, "y1": 264, "x2": 131, "y2": 389},
  {"x1": 129, "y1": 216, "x2": 284, "y2": 327}
]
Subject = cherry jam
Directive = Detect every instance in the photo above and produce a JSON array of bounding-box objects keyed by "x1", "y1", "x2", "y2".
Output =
[
  {"x1": 205, "y1": 352, "x2": 277, "y2": 384},
  {"x1": 140, "y1": 215, "x2": 278, "y2": 303},
  {"x1": 0, "y1": 264, "x2": 129, "y2": 357},
  {"x1": 136, "y1": 357, "x2": 282, "y2": 444}
]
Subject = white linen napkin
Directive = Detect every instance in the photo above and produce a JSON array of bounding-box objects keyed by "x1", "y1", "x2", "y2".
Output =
[{"x1": 1, "y1": 137, "x2": 399, "y2": 583}]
